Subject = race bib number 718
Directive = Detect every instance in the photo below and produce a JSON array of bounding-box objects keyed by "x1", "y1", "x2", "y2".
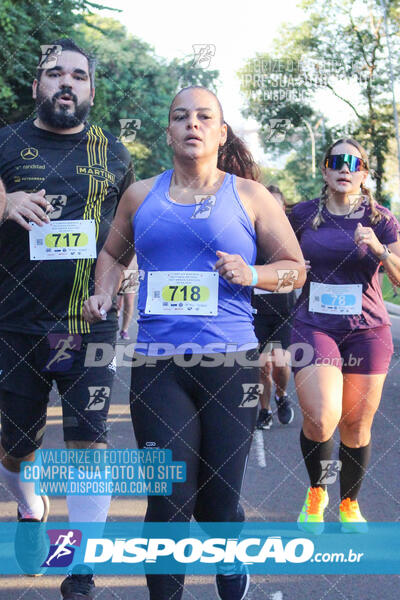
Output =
[{"x1": 145, "y1": 271, "x2": 218, "y2": 315}]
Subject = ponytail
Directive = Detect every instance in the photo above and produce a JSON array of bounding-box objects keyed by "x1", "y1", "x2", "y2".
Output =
[
  {"x1": 312, "y1": 183, "x2": 328, "y2": 229},
  {"x1": 360, "y1": 182, "x2": 385, "y2": 226},
  {"x1": 217, "y1": 123, "x2": 260, "y2": 181},
  {"x1": 312, "y1": 181, "x2": 386, "y2": 230}
]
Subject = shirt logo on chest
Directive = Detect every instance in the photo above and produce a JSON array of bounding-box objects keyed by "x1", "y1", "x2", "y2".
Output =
[
  {"x1": 21, "y1": 147, "x2": 39, "y2": 160},
  {"x1": 76, "y1": 164, "x2": 116, "y2": 183}
]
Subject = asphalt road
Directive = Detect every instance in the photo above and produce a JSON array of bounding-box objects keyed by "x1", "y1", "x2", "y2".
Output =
[{"x1": 1, "y1": 313, "x2": 400, "y2": 599}]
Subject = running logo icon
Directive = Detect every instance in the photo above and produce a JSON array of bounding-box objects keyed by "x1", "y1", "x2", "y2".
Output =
[
  {"x1": 39, "y1": 44, "x2": 62, "y2": 69},
  {"x1": 42, "y1": 529, "x2": 82, "y2": 567},
  {"x1": 317, "y1": 460, "x2": 342, "y2": 485},
  {"x1": 43, "y1": 334, "x2": 82, "y2": 372},
  {"x1": 46, "y1": 194, "x2": 67, "y2": 220},
  {"x1": 275, "y1": 269, "x2": 299, "y2": 293},
  {"x1": 119, "y1": 119, "x2": 141, "y2": 143},
  {"x1": 85, "y1": 386, "x2": 110, "y2": 411},
  {"x1": 265, "y1": 119, "x2": 291, "y2": 142},
  {"x1": 191, "y1": 195, "x2": 216, "y2": 219},
  {"x1": 118, "y1": 269, "x2": 145, "y2": 294},
  {"x1": 192, "y1": 44, "x2": 216, "y2": 68},
  {"x1": 345, "y1": 194, "x2": 368, "y2": 219},
  {"x1": 239, "y1": 384, "x2": 264, "y2": 408}
]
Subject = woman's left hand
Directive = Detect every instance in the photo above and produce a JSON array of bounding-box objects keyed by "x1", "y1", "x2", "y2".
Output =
[
  {"x1": 354, "y1": 223, "x2": 385, "y2": 257},
  {"x1": 214, "y1": 250, "x2": 253, "y2": 286}
]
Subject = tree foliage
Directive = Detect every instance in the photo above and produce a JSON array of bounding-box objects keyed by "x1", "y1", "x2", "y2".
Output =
[
  {"x1": 240, "y1": 0, "x2": 400, "y2": 202},
  {"x1": 76, "y1": 15, "x2": 218, "y2": 178},
  {"x1": 0, "y1": 4, "x2": 219, "y2": 179},
  {"x1": 0, "y1": 0, "x2": 108, "y2": 124}
]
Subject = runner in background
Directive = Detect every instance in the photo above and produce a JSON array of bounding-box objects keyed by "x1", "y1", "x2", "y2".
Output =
[
  {"x1": 83, "y1": 86, "x2": 306, "y2": 600},
  {"x1": 253, "y1": 185, "x2": 296, "y2": 430},
  {"x1": 116, "y1": 256, "x2": 139, "y2": 340},
  {"x1": 289, "y1": 139, "x2": 400, "y2": 534}
]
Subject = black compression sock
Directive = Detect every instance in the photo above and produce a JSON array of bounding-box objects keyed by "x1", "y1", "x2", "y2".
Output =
[
  {"x1": 339, "y1": 441, "x2": 371, "y2": 501},
  {"x1": 300, "y1": 429, "x2": 334, "y2": 491}
]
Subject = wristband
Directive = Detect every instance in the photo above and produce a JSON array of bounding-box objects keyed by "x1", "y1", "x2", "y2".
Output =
[{"x1": 249, "y1": 265, "x2": 258, "y2": 286}]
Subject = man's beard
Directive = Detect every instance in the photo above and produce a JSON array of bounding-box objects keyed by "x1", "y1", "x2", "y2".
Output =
[{"x1": 36, "y1": 87, "x2": 91, "y2": 130}]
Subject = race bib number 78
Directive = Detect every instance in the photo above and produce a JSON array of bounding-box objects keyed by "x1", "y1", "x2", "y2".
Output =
[{"x1": 309, "y1": 282, "x2": 362, "y2": 315}]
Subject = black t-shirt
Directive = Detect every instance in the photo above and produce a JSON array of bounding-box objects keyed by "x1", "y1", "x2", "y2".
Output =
[
  {"x1": 251, "y1": 253, "x2": 297, "y2": 316},
  {"x1": 0, "y1": 119, "x2": 134, "y2": 334}
]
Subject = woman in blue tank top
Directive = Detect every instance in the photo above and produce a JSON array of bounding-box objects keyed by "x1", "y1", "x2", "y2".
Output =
[{"x1": 84, "y1": 86, "x2": 305, "y2": 600}]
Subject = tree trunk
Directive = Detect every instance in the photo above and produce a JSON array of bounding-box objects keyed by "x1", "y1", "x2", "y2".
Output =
[{"x1": 374, "y1": 144, "x2": 384, "y2": 202}]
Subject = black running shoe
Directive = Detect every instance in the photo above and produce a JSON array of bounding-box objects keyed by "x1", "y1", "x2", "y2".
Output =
[
  {"x1": 15, "y1": 495, "x2": 50, "y2": 576},
  {"x1": 60, "y1": 565, "x2": 95, "y2": 599},
  {"x1": 275, "y1": 394, "x2": 294, "y2": 425},
  {"x1": 216, "y1": 563, "x2": 250, "y2": 600},
  {"x1": 256, "y1": 409, "x2": 273, "y2": 430}
]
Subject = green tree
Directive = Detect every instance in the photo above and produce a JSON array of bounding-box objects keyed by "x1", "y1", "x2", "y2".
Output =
[
  {"x1": 0, "y1": 0, "x2": 109, "y2": 125},
  {"x1": 0, "y1": 5, "x2": 219, "y2": 180},
  {"x1": 239, "y1": 0, "x2": 400, "y2": 202},
  {"x1": 76, "y1": 15, "x2": 219, "y2": 178}
]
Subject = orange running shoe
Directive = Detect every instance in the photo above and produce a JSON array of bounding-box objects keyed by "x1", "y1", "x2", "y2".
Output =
[
  {"x1": 339, "y1": 498, "x2": 368, "y2": 533},
  {"x1": 297, "y1": 487, "x2": 329, "y2": 535}
]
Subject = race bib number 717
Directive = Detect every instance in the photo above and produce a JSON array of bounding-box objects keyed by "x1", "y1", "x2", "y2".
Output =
[{"x1": 29, "y1": 220, "x2": 97, "y2": 261}]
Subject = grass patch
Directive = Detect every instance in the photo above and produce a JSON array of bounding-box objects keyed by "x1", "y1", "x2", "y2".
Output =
[{"x1": 381, "y1": 273, "x2": 400, "y2": 305}]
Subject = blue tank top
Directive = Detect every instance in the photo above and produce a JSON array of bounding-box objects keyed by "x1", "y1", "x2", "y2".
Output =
[{"x1": 134, "y1": 169, "x2": 258, "y2": 355}]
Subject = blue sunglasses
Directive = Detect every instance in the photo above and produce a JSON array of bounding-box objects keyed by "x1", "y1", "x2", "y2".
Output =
[{"x1": 325, "y1": 154, "x2": 366, "y2": 172}]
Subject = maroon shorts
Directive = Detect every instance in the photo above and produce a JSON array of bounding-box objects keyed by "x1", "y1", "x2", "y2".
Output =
[{"x1": 290, "y1": 321, "x2": 393, "y2": 376}]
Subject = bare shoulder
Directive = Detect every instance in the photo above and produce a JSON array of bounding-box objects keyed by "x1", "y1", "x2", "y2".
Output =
[
  {"x1": 235, "y1": 177, "x2": 268, "y2": 196},
  {"x1": 235, "y1": 177, "x2": 278, "y2": 222},
  {"x1": 235, "y1": 177, "x2": 276, "y2": 204},
  {"x1": 123, "y1": 175, "x2": 160, "y2": 206}
]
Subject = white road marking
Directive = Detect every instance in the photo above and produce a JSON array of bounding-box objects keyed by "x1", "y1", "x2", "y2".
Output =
[{"x1": 253, "y1": 430, "x2": 266, "y2": 468}]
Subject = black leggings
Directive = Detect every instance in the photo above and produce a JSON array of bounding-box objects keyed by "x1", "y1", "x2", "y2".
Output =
[{"x1": 130, "y1": 351, "x2": 260, "y2": 600}]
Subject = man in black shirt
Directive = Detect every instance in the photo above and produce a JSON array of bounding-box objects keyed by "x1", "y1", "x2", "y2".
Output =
[{"x1": 0, "y1": 38, "x2": 133, "y2": 596}]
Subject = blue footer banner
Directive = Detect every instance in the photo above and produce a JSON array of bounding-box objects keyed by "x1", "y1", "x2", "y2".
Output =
[{"x1": 2, "y1": 521, "x2": 400, "y2": 575}]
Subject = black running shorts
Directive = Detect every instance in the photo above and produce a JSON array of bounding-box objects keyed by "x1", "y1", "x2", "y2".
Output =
[{"x1": 0, "y1": 330, "x2": 116, "y2": 457}]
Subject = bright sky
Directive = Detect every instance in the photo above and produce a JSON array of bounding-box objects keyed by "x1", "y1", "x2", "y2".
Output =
[{"x1": 100, "y1": 0, "x2": 356, "y2": 166}]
